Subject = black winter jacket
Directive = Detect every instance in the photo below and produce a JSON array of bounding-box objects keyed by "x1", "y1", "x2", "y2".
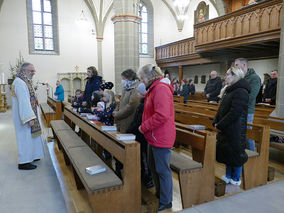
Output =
[
  {"x1": 263, "y1": 78, "x2": 277, "y2": 105},
  {"x1": 204, "y1": 77, "x2": 222, "y2": 102},
  {"x1": 126, "y1": 98, "x2": 148, "y2": 152},
  {"x1": 212, "y1": 78, "x2": 250, "y2": 167},
  {"x1": 83, "y1": 75, "x2": 102, "y2": 102}
]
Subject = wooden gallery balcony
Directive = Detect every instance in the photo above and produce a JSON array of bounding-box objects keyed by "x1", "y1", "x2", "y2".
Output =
[{"x1": 156, "y1": 0, "x2": 282, "y2": 68}]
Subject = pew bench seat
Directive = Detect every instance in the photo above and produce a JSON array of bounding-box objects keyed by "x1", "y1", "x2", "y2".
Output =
[
  {"x1": 170, "y1": 151, "x2": 202, "y2": 172},
  {"x1": 50, "y1": 120, "x2": 71, "y2": 131},
  {"x1": 69, "y1": 146, "x2": 122, "y2": 192},
  {"x1": 51, "y1": 120, "x2": 124, "y2": 212},
  {"x1": 270, "y1": 142, "x2": 284, "y2": 151},
  {"x1": 40, "y1": 103, "x2": 55, "y2": 127},
  {"x1": 246, "y1": 149, "x2": 259, "y2": 158}
]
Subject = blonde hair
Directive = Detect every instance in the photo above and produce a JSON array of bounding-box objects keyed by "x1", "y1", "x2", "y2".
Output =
[
  {"x1": 137, "y1": 64, "x2": 164, "y2": 85},
  {"x1": 219, "y1": 67, "x2": 244, "y2": 98}
]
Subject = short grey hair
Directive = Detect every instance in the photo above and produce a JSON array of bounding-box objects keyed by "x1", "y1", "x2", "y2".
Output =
[
  {"x1": 19, "y1": 62, "x2": 32, "y2": 72},
  {"x1": 137, "y1": 64, "x2": 163, "y2": 84},
  {"x1": 235, "y1": 58, "x2": 248, "y2": 65}
]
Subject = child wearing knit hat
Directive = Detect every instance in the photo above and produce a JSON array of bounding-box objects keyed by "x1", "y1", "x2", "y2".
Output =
[{"x1": 93, "y1": 90, "x2": 116, "y2": 126}]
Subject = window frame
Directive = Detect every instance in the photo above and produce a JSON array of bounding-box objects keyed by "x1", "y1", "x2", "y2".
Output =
[
  {"x1": 138, "y1": 0, "x2": 154, "y2": 58},
  {"x1": 26, "y1": 0, "x2": 60, "y2": 55}
]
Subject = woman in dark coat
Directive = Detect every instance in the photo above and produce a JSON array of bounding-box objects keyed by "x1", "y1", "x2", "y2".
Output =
[
  {"x1": 82, "y1": 66, "x2": 102, "y2": 107},
  {"x1": 213, "y1": 67, "x2": 250, "y2": 186}
]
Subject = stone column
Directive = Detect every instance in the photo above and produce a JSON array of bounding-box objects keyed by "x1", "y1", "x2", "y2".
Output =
[
  {"x1": 97, "y1": 37, "x2": 103, "y2": 76},
  {"x1": 112, "y1": 0, "x2": 140, "y2": 94},
  {"x1": 179, "y1": 65, "x2": 183, "y2": 83},
  {"x1": 274, "y1": 1, "x2": 284, "y2": 118}
]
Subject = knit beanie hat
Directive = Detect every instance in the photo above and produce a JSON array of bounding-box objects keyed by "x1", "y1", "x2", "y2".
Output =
[
  {"x1": 137, "y1": 83, "x2": 146, "y2": 96},
  {"x1": 100, "y1": 82, "x2": 114, "y2": 91}
]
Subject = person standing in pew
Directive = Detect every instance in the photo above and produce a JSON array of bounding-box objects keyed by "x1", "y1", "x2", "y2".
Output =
[
  {"x1": 11, "y1": 62, "x2": 44, "y2": 170},
  {"x1": 54, "y1": 80, "x2": 64, "y2": 101},
  {"x1": 204, "y1": 70, "x2": 222, "y2": 103},
  {"x1": 127, "y1": 83, "x2": 154, "y2": 189},
  {"x1": 138, "y1": 64, "x2": 175, "y2": 211},
  {"x1": 177, "y1": 79, "x2": 189, "y2": 103},
  {"x1": 113, "y1": 69, "x2": 140, "y2": 177},
  {"x1": 235, "y1": 58, "x2": 261, "y2": 151},
  {"x1": 213, "y1": 67, "x2": 249, "y2": 186},
  {"x1": 188, "y1": 79, "x2": 195, "y2": 95},
  {"x1": 82, "y1": 66, "x2": 102, "y2": 107},
  {"x1": 263, "y1": 70, "x2": 277, "y2": 105}
]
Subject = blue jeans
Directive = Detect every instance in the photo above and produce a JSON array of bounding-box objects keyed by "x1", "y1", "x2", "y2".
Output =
[
  {"x1": 148, "y1": 145, "x2": 173, "y2": 205},
  {"x1": 226, "y1": 165, "x2": 242, "y2": 181},
  {"x1": 246, "y1": 113, "x2": 255, "y2": 151}
]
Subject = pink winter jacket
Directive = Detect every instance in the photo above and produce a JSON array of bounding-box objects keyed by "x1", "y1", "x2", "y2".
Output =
[{"x1": 141, "y1": 77, "x2": 176, "y2": 148}]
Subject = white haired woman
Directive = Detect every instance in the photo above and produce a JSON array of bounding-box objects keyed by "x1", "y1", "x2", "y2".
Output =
[
  {"x1": 138, "y1": 64, "x2": 175, "y2": 211},
  {"x1": 213, "y1": 67, "x2": 250, "y2": 186}
]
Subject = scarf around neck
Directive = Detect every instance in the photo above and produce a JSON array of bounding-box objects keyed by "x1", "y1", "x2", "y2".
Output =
[{"x1": 17, "y1": 72, "x2": 42, "y2": 138}]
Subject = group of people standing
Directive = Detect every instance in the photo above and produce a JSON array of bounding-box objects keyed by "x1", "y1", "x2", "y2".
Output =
[
  {"x1": 12, "y1": 62, "x2": 175, "y2": 211},
  {"x1": 171, "y1": 78, "x2": 195, "y2": 103},
  {"x1": 11, "y1": 57, "x2": 277, "y2": 210}
]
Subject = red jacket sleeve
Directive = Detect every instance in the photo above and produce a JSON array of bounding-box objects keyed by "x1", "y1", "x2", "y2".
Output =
[{"x1": 141, "y1": 85, "x2": 172, "y2": 133}]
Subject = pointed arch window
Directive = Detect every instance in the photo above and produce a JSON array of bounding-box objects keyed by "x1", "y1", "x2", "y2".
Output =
[
  {"x1": 27, "y1": 0, "x2": 59, "y2": 54},
  {"x1": 138, "y1": 1, "x2": 153, "y2": 57}
]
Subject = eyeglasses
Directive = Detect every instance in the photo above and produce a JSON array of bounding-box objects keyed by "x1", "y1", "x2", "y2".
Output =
[{"x1": 27, "y1": 69, "x2": 36, "y2": 73}]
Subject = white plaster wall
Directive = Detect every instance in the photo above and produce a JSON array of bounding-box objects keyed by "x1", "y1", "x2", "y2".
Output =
[
  {"x1": 0, "y1": 0, "x2": 98, "y2": 104},
  {"x1": 248, "y1": 58, "x2": 278, "y2": 82},
  {"x1": 167, "y1": 63, "x2": 221, "y2": 91}
]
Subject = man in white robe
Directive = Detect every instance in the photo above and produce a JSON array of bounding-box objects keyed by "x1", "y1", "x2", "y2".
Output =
[{"x1": 11, "y1": 62, "x2": 44, "y2": 170}]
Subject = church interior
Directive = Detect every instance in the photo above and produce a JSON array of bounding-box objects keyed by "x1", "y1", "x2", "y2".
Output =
[{"x1": 1, "y1": 0, "x2": 284, "y2": 212}]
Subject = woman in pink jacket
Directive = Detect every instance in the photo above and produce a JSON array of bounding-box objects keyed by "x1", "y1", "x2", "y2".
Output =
[{"x1": 138, "y1": 64, "x2": 176, "y2": 211}]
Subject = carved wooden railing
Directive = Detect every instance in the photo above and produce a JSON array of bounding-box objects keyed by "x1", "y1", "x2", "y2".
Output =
[
  {"x1": 194, "y1": 0, "x2": 283, "y2": 52},
  {"x1": 155, "y1": 37, "x2": 196, "y2": 61},
  {"x1": 155, "y1": 0, "x2": 282, "y2": 67}
]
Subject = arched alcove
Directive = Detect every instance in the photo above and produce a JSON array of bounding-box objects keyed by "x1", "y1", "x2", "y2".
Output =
[
  {"x1": 61, "y1": 78, "x2": 70, "y2": 100},
  {"x1": 73, "y1": 77, "x2": 81, "y2": 92}
]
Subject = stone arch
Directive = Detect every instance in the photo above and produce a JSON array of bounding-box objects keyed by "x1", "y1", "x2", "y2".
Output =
[{"x1": 209, "y1": 0, "x2": 226, "y2": 16}]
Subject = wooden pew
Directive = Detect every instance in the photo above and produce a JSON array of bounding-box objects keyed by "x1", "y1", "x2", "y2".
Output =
[
  {"x1": 175, "y1": 109, "x2": 270, "y2": 190},
  {"x1": 186, "y1": 100, "x2": 273, "y2": 119},
  {"x1": 40, "y1": 103, "x2": 55, "y2": 127},
  {"x1": 173, "y1": 95, "x2": 184, "y2": 103},
  {"x1": 54, "y1": 105, "x2": 141, "y2": 213},
  {"x1": 256, "y1": 103, "x2": 275, "y2": 109},
  {"x1": 47, "y1": 96, "x2": 63, "y2": 120},
  {"x1": 187, "y1": 91, "x2": 206, "y2": 101},
  {"x1": 175, "y1": 103, "x2": 217, "y2": 117},
  {"x1": 175, "y1": 102, "x2": 284, "y2": 153},
  {"x1": 171, "y1": 123, "x2": 216, "y2": 208}
]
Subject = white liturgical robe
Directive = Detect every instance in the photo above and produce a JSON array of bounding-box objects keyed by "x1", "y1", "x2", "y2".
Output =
[{"x1": 12, "y1": 77, "x2": 44, "y2": 164}]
